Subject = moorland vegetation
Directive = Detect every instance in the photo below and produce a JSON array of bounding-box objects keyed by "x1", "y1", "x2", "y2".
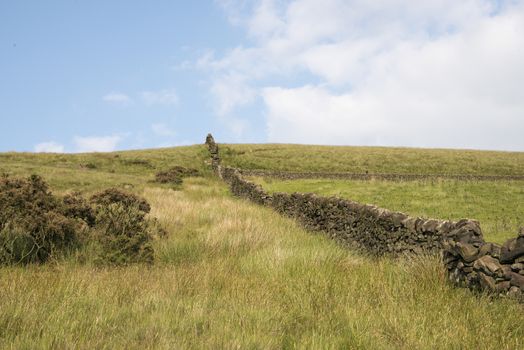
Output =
[{"x1": 0, "y1": 143, "x2": 523, "y2": 349}]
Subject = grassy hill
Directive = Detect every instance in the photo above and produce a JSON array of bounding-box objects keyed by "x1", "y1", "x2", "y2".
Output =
[
  {"x1": 1, "y1": 144, "x2": 523, "y2": 349},
  {"x1": 0, "y1": 145, "x2": 210, "y2": 192},
  {"x1": 220, "y1": 143, "x2": 524, "y2": 175}
]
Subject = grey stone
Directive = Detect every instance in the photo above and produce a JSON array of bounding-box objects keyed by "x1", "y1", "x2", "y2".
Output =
[
  {"x1": 510, "y1": 272, "x2": 524, "y2": 290},
  {"x1": 421, "y1": 219, "x2": 439, "y2": 232},
  {"x1": 443, "y1": 253, "x2": 458, "y2": 265},
  {"x1": 495, "y1": 281, "x2": 511, "y2": 293},
  {"x1": 473, "y1": 255, "x2": 502, "y2": 274},
  {"x1": 508, "y1": 286, "x2": 521, "y2": 297},
  {"x1": 478, "y1": 273, "x2": 497, "y2": 291},
  {"x1": 495, "y1": 265, "x2": 513, "y2": 280},
  {"x1": 500, "y1": 238, "x2": 524, "y2": 263},
  {"x1": 515, "y1": 256, "x2": 524, "y2": 263},
  {"x1": 478, "y1": 243, "x2": 492, "y2": 257},
  {"x1": 455, "y1": 242, "x2": 479, "y2": 263},
  {"x1": 511, "y1": 263, "x2": 524, "y2": 271}
]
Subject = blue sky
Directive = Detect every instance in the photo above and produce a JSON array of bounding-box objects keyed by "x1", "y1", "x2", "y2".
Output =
[
  {"x1": 0, "y1": 0, "x2": 260, "y2": 152},
  {"x1": 1, "y1": 0, "x2": 524, "y2": 152}
]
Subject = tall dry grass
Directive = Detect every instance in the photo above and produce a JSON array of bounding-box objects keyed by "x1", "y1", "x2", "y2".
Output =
[{"x1": 2, "y1": 178, "x2": 522, "y2": 349}]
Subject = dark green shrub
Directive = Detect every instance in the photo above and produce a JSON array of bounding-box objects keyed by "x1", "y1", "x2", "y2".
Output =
[
  {"x1": 91, "y1": 203, "x2": 154, "y2": 265},
  {"x1": 120, "y1": 158, "x2": 153, "y2": 168},
  {"x1": 154, "y1": 166, "x2": 199, "y2": 184},
  {"x1": 63, "y1": 192, "x2": 96, "y2": 226},
  {"x1": 88, "y1": 188, "x2": 157, "y2": 265},
  {"x1": 90, "y1": 188, "x2": 151, "y2": 214},
  {"x1": 83, "y1": 163, "x2": 97, "y2": 169},
  {"x1": 0, "y1": 175, "x2": 80, "y2": 264}
]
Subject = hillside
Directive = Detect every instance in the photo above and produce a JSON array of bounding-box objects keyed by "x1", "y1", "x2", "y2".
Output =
[
  {"x1": 220, "y1": 143, "x2": 524, "y2": 175},
  {"x1": 0, "y1": 145, "x2": 210, "y2": 192},
  {"x1": 1, "y1": 144, "x2": 523, "y2": 349}
]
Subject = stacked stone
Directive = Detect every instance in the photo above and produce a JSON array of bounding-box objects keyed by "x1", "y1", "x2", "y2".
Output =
[
  {"x1": 205, "y1": 133, "x2": 221, "y2": 173},
  {"x1": 443, "y1": 225, "x2": 524, "y2": 298},
  {"x1": 222, "y1": 167, "x2": 271, "y2": 206}
]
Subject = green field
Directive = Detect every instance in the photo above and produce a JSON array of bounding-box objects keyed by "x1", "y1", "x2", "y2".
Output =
[
  {"x1": 1, "y1": 145, "x2": 524, "y2": 349},
  {"x1": 0, "y1": 145, "x2": 209, "y2": 193},
  {"x1": 220, "y1": 143, "x2": 524, "y2": 175}
]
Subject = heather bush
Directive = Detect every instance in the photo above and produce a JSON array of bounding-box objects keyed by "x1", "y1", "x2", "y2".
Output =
[
  {"x1": 88, "y1": 188, "x2": 156, "y2": 265},
  {"x1": 63, "y1": 192, "x2": 96, "y2": 226},
  {"x1": 0, "y1": 175, "x2": 80, "y2": 264},
  {"x1": 154, "y1": 166, "x2": 199, "y2": 184},
  {"x1": 90, "y1": 188, "x2": 151, "y2": 214},
  {"x1": 90, "y1": 203, "x2": 154, "y2": 265},
  {"x1": 0, "y1": 176, "x2": 159, "y2": 265}
]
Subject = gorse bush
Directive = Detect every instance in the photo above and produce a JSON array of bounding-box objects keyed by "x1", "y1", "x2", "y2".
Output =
[
  {"x1": 63, "y1": 192, "x2": 96, "y2": 227},
  {"x1": 91, "y1": 203, "x2": 154, "y2": 265},
  {"x1": 0, "y1": 175, "x2": 80, "y2": 264},
  {"x1": 90, "y1": 188, "x2": 151, "y2": 214},
  {"x1": 154, "y1": 165, "x2": 199, "y2": 185},
  {"x1": 89, "y1": 188, "x2": 156, "y2": 265},
  {"x1": 0, "y1": 177, "x2": 159, "y2": 265}
]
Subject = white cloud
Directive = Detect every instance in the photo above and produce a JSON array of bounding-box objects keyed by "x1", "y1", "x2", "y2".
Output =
[
  {"x1": 141, "y1": 89, "x2": 179, "y2": 106},
  {"x1": 151, "y1": 123, "x2": 176, "y2": 137},
  {"x1": 206, "y1": 0, "x2": 524, "y2": 150},
  {"x1": 34, "y1": 141, "x2": 65, "y2": 153},
  {"x1": 103, "y1": 92, "x2": 132, "y2": 105},
  {"x1": 210, "y1": 73, "x2": 257, "y2": 116},
  {"x1": 73, "y1": 135, "x2": 122, "y2": 152}
]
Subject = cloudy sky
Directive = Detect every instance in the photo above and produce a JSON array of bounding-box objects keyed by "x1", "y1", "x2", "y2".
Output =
[{"x1": 1, "y1": 0, "x2": 523, "y2": 152}]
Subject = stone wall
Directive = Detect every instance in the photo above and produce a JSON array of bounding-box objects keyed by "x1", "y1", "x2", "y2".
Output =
[
  {"x1": 206, "y1": 133, "x2": 220, "y2": 173},
  {"x1": 206, "y1": 135, "x2": 524, "y2": 300},
  {"x1": 239, "y1": 169, "x2": 524, "y2": 182},
  {"x1": 444, "y1": 227, "x2": 524, "y2": 297}
]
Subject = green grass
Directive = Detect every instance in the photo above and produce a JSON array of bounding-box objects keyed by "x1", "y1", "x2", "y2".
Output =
[
  {"x1": 0, "y1": 145, "x2": 210, "y2": 192},
  {"x1": 1, "y1": 145, "x2": 524, "y2": 348},
  {"x1": 1, "y1": 179, "x2": 523, "y2": 349},
  {"x1": 253, "y1": 177, "x2": 524, "y2": 244},
  {"x1": 220, "y1": 143, "x2": 524, "y2": 175}
]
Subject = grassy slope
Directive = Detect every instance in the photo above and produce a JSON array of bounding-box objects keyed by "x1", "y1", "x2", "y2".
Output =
[
  {"x1": 254, "y1": 178, "x2": 524, "y2": 243},
  {"x1": 220, "y1": 143, "x2": 524, "y2": 175},
  {"x1": 1, "y1": 145, "x2": 524, "y2": 348},
  {"x1": 2, "y1": 178, "x2": 523, "y2": 349},
  {"x1": 0, "y1": 145, "x2": 211, "y2": 193}
]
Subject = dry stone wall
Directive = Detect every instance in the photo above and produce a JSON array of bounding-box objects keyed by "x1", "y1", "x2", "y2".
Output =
[
  {"x1": 206, "y1": 135, "x2": 524, "y2": 300},
  {"x1": 239, "y1": 169, "x2": 524, "y2": 182},
  {"x1": 206, "y1": 133, "x2": 220, "y2": 173}
]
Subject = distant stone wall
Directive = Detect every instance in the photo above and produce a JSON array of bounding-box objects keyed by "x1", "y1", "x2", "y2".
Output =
[
  {"x1": 206, "y1": 135, "x2": 524, "y2": 300},
  {"x1": 239, "y1": 169, "x2": 524, "y2": 182}
]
